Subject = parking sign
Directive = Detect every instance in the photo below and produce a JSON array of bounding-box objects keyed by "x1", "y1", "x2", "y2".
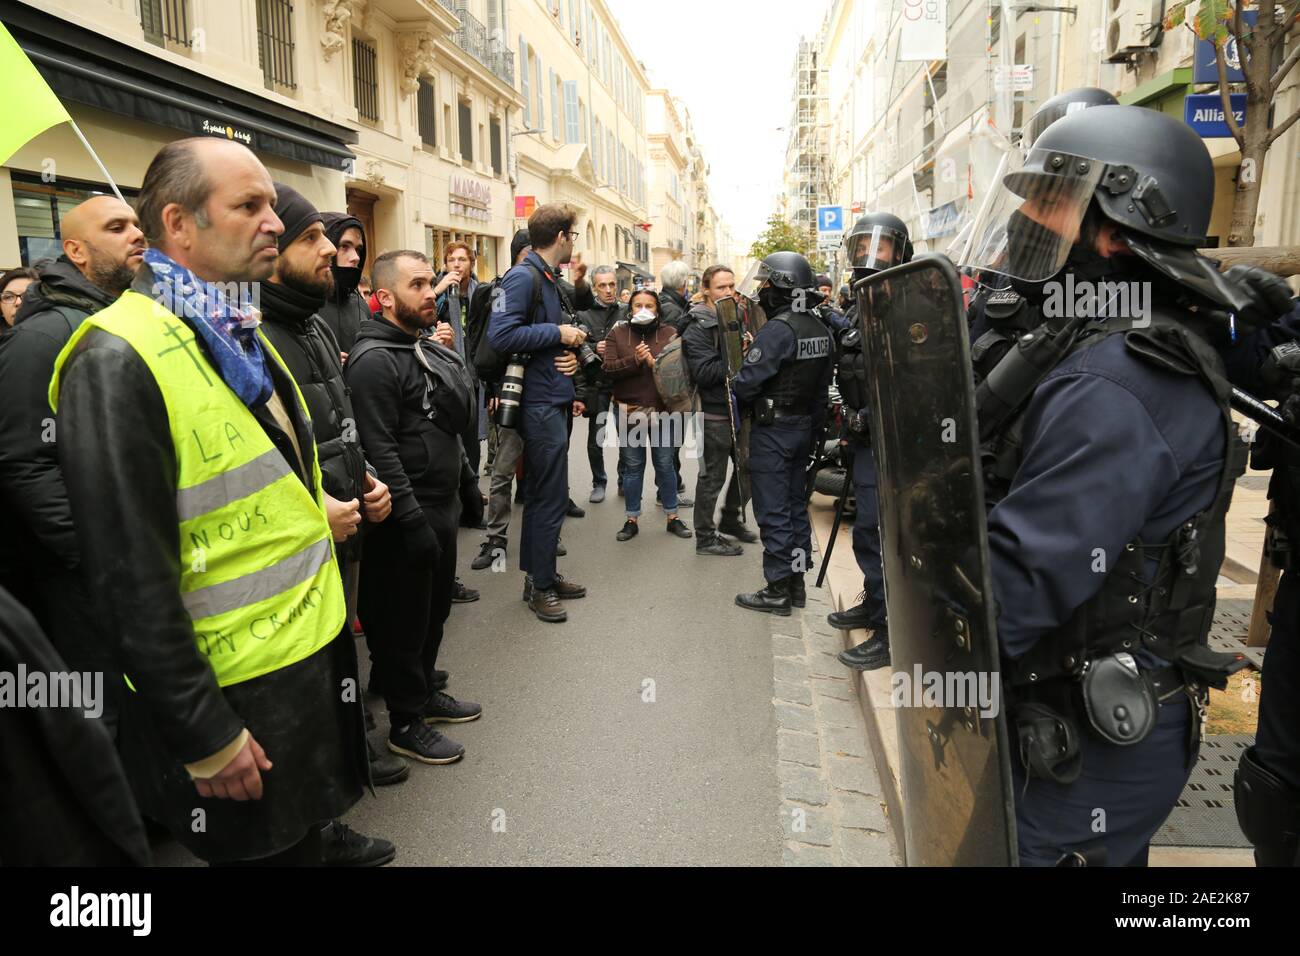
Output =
[{"x1": 817, "y1": 205, "x2": 843, "y2": 235}]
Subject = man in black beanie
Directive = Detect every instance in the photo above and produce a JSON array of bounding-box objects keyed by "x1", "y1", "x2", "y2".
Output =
[
  {"x1": 260, "y1": 183, "x2": 404, "y2": 865},
  {"x1": 319, "y1": 210, "x2": 370, "y2": 354}
]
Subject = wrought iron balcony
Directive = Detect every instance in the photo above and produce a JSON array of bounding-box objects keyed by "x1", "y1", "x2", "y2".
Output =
[{"x1": 452, "y1": 8, "x2": 514, "y2": 86}]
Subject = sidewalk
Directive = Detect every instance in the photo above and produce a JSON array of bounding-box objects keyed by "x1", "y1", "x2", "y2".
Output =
[{"x1": 808, "y1": 478, "x2": 1263, "y2": 867}]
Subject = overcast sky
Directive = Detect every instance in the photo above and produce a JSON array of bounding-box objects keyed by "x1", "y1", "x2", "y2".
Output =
[{"x1": 606, "y1": 0, "x2": 832, "y2": 251}]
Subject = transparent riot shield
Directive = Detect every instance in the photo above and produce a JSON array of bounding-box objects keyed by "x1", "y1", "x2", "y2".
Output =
[{"x1": 855, "y1": 253, "x2": 1018, "y2": 867}]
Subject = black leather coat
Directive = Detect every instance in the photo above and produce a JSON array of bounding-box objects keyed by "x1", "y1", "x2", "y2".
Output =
[{"x1": 54, "y1": 265, "x2": 366, "y2": 863}]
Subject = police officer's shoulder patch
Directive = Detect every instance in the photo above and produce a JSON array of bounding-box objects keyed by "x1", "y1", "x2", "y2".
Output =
[{"x1": 745, "y1": 347, "x2": 762, "y2": 363}]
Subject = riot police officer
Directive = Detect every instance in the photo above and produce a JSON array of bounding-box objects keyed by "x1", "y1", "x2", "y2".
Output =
[
  {"x1": 733, "y1": 252, "x2": 834, "y2": 615},
  {"x1": 965, "y1": 104, "x2": 1258, "y2": 865},
  {"x1": 828, "y1": 213, "x2": 912, "y2": 670},
  {"x1": 966, "y1": 87, "x2": 1119, "y2": 385}
]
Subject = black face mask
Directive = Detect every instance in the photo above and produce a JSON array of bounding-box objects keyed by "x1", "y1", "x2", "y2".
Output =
[
  {"x1": 1005, "y1": 209, "x2": 1065, "y2": 281},
  {"x1": 330, "y1": 264, "x2": 362, "y2": 300},
  {"x1": 759, "y1": 286, "x2": 791, "y2": 315}
]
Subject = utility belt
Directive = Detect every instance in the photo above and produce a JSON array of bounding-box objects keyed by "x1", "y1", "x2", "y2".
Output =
[
  {"x1": 1011, "y1": 654, "x2": 1205, "y2": 786},
  {"x1": 752, "y1": 396, "x2": 813, "y2": 425}
]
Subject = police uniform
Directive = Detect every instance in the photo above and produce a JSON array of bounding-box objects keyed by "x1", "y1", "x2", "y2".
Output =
[{"x1": 733, "y1": 307, "x2": 833, "y2": 613}]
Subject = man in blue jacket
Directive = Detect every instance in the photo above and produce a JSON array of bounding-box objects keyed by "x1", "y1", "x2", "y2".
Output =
[{"x1": 488, "y1": 204, "x2": 590, "y2": 623}]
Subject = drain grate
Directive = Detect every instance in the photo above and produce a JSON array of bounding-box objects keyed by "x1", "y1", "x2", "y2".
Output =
[
  {"x1": 1152, "y1": 735, "x2": 1253, "y2": 848},
  {"x1": 1208, "y1": 598, "x2": 1264, "y2": 669}
]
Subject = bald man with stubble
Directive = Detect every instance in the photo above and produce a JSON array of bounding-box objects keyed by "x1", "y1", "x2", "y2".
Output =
[{"x1": 0, "y1": 195, "x2": 146, "y2": 733}]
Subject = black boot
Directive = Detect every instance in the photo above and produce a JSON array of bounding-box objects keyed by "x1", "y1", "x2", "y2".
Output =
[
  {"x1": 736, "y1": 578, "x2": 792, "y2": 616},
  {"x1": 788, "y1": 574, "x2": 806, "y2": 608},
  {"x1": 827, "y1": 599, "x2": 877, "y2": 631},
  {"x1": 837, "y1": 630, "x2": 890, "y2": 671}
]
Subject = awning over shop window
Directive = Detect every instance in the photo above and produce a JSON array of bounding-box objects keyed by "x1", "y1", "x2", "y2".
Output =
[
  {"x1": 4, "y1": 5, "x2": 356, "y2": 172},
  {"x1": 617, "y1": 260, "x2": 654, "y2": 281}
]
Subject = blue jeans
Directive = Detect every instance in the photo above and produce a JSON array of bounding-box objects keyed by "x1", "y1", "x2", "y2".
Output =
[
  {"x1": 519, "y1": 403, "x2": 569, "y2": 590},
  {"x1": 622, "y1": 411, "x2": 678, "y2": 518}
]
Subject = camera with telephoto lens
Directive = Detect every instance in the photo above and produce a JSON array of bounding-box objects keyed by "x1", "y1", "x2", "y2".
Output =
[
  {"x1": 496, "y1": 355, "x2": 527, "y2": 429},
  {"x1": 564, "y1": 322, "x2": 602, "y2": 377}
]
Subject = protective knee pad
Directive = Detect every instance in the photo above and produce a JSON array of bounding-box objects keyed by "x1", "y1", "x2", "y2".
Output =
[{"x1": 1234, "y1": 746, "x2": 1300, "y2": 866}]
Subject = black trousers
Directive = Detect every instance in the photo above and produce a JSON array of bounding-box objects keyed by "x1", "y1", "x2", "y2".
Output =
[
  {"x1": 1256, "y1": 570, "x2": 1300, "y2": 792},
  {"x1": 359, "y1": 507, "x2": 457, "y2": 726},
  {"x1": 519, "y1": 403, "x2": 569, "y2": 590}
]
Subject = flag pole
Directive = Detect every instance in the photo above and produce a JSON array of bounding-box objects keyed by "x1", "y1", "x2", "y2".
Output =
[{"x1": 67, "y1": 118, "x2": 124, "y2": 202}]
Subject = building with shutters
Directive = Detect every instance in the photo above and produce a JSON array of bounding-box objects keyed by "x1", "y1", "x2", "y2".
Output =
[
  {"x1": 509, "y1": 0, "x2": 652, "y2": 291},
  {"x1": 1, "y1": 0, "x2": 524, "y2": 283}
]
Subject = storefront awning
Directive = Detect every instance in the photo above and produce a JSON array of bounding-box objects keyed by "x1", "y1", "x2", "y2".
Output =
[
  {"x1": 616, "y1": 260, "x2": 654, "y2": 281},
  {"x1": 5, "y1": 7, "x2": 356, "y2": 172}
]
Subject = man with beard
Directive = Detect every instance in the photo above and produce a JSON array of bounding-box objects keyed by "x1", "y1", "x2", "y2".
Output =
[
  {"x1": 258, "y1": 183, "x2": 403, "y2": 864},
  {"x1": 346, "y1": 250, "x2": 484, "y2": 765},
  {"x1": 319, "y1": 212, "x2": 370, "y2": 355},
  {"x1": 0, "y1": 195, "x2": 145, "y2": 732},
  {"x1": 53, "y1": 138, "x2": 367, "y2": 865}
]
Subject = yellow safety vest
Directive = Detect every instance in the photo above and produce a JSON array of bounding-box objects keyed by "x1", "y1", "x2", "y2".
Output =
[{"x1": 50, "y1": 290, "x2": 344, "y2": 687}]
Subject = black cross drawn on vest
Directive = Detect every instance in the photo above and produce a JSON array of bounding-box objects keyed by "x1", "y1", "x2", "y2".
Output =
[{"x1": 157, "y1": 320, "x2": 213, "y2": 386}]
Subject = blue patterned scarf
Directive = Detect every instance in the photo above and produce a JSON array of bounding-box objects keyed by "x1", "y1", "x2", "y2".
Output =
[{"x1": 144, "y1": 248, "x2": 274, "y2": 407}]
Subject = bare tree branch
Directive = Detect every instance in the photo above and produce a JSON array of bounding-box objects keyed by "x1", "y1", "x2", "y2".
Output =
[
  {"x1": 1237, "y1": 0, "x2": 1254, "y2": 56},
  {"x1": 1271, "y1": 36, "x2": 1300, "y2": 90},
  {"x1": 1217, "y1": 40, "x2": 1247, "y2": 147},
  {"x1": 1267, "y1": 101, "x2": 1300, "y2": 146}
]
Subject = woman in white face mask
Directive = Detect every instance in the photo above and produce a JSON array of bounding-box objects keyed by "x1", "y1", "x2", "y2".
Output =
[{"x1": 600, "y1": 290, "x2": 693, "y2": 542}]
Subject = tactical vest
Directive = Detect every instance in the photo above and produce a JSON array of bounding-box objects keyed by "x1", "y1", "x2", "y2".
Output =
[
  {"x1": 50, "y1": 291, "x2": 345, "y2": 687},
  {"x1": 970, "y1": 286, "x2": 1037, "y2": 386},
  {"x1": 982, "y1": 310, "x2": 1248, "y2": 693},
  {"x1": 761, "y1": 310, "x2": 833, "y2": 408}
]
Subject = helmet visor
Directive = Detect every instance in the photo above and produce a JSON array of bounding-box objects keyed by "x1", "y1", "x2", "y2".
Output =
[
  {"x1": 736, "y1": 260, "x2": 769, "y2": 301},
  {"x1": 960, "y1": 147, "x2": 1104, "y2": 282},
  {"x1": 844, "y1": 225, "x2": 907, "y2": 272}
]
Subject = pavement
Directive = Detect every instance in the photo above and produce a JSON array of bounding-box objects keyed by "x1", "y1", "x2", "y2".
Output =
[{"x1": 153, "y1": 421, "x2": 896, "y2": 866}]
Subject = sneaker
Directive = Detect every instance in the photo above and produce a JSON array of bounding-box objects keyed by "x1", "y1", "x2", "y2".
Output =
[
  {"x1": 616, "y1": 519, "x2": 639, "y2": 542},
  {"x1": 696, "y1": 534, "x2": 743, "y2": 557},
  {"x1": 320, "y1": 820, "x2": 396, "y2": 867},
  {"x1": 389, "y1": 721, "x2": 465, "y2": 764},
  {"x1": 666, "y1": 517, "x2": 694, "y2": 539},
  {"x1": 718, "y1": 519, "x2": 759, "y2": 543},
  {"x1": 368, "y1": 737, "x2": 410, "y2": 786},
  {"x1": 556, "y1": 538, "x2": 567, "y2": 556},
  {"x1": 590, "y1": 484, "x2": 607, "y2": 503},
  {"x1": 431, "y1": 668, "x2": 449, "y2": 691},
  {"x1": 471, "y1": 537, "x2": 505, "y2": 571},
  {"x1": 451, "y1": 578, "x2": 480, "y2": 603},
  {"x1": 566, "y1": 499, "x2": 586, "y2": 518},
  {"x1": 528, "y1": 587, "x2": 567, "y2": 623},
  {"x1": 522, "y1": 574, "x2": 587, "y2": 602},
  {"x1": 423, "y1": 689, "x2": 482, "y2": 724}
]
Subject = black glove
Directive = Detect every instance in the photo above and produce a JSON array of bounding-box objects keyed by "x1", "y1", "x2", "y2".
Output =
[
  {"x1": 459, "y1": 478, "x2": 485, "y2": 529},
  {"x1": 1224, "y1": 265, "x2": 1296, "y2": 333},
  {"x1": 399, "y1": 511, "x2": 441, "y2": 564}
]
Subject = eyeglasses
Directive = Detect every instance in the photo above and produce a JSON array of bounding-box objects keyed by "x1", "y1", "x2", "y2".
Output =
[
  {"x1": 565, "y1": 231, "x2": 581, "y2": 240},
  {"x1": 1, "y1": 291, "x2": 25, "y2": 305}
]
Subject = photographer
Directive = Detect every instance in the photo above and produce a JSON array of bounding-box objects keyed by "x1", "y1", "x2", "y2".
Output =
[{"x1": 487, "y1": 204, "x2": 589, "y2": 623}]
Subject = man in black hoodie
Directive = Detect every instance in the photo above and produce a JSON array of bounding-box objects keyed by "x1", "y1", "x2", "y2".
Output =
[
  {"x1": 0, "y1": 195, "x2": 145, "y2": 730},
  {"x1": 319, "y1": 212, "x2": 370, "y2": 355},
  {"x1": 576, "y1": 264, "x2": 624, "y2": 503},
  {"x1": 258, "y1": 184, "x2": 407, "y2": 865},
  {"x1": 346, "y1": 249, "x2": 484, "y2": 765}
]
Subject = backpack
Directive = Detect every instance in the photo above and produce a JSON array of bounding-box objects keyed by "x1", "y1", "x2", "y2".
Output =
[
  {"x1": 652, "y1": 334, "x2": 697, "y2": 413},
  {"x1": 468, "y1": 262, "x2": 572, "y2": 384}
]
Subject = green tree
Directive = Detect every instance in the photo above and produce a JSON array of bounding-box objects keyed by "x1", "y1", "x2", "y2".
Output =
[
  {"x1": 1165, "y1": 0, "x2": 1300, "y2": 246},
  {"x1": 748, "y1": 215, "x2": 827, "y2": 272}
]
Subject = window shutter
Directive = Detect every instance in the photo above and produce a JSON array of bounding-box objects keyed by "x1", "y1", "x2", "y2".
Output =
[
  {"x1": 550, "y1": 68, "x2": 560, "y2": 142},
  {"x1": 519, "y1": 38, "x2": 530, "y2": 128},
  {"x1": 563, "y1": 80, "x2": 580, "y2": 144}
]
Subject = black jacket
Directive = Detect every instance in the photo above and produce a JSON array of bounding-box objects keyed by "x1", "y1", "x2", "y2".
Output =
[
  {"x1": 681, "y1": 302, "x2": 731, "y2": 416},
  {"x1": 258, "y1": 280, "x2": 369, "y2": 507},
  {"x1": 344, "y1": 317, "x2": 474, "y2": 527},
  {"x1": 0, "y1": 586, "x2": 149, "y2": 866},
  {"x1": 0, "y1": 256, "x2": 116, "y2": 572},
  {"x1": 55, "y1": 265, "x2": 365, "y2": 862},
  {"x1": 659, "y1": 288, "x2": 691, "y2": 334},
  {"x1": 319, "y1": 212, "x2": 371, "y2": 354},
  {"x1": 576, "y1": 299, "x2": 623, "y2": 391}
]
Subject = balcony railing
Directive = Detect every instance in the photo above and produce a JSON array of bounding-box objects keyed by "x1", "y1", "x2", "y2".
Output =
[{"x1": 453, "y1": 8, "x2": 515, "y2": 86}]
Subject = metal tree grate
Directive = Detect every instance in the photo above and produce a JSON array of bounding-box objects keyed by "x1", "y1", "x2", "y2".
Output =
[
  {"x1": 1208, "y1": 598, "x2": 1265, "y2": 669},
  {"x1": 1151, "y1": 735, "x2": 1253, "y2": 848}
]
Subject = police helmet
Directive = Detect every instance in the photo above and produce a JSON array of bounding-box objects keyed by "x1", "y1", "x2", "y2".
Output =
[
  {"x1": 1022, "y1": 87, "x2": 1119, "y2": 148},
  {"x1": 844, "y1": 212, "x2": 913, "y2": 275}
]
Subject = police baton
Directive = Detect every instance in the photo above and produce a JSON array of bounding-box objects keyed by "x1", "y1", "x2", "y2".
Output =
[{"x1": 815, "y1": 448, "x2": 854, "y2": 589}]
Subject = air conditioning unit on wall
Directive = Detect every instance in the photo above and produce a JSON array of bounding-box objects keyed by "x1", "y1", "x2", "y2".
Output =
[{"x1": 1106, "y1": 0, "x2": 1161, "y2": 63}]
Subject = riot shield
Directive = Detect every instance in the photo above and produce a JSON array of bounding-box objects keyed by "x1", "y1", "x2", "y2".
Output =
[
  {"x1": 716, "y1": 296, "x2": 752, "y2": 505},
  {"x1": 855, "y1": 253, "x2": 1017, "y2": 867}
]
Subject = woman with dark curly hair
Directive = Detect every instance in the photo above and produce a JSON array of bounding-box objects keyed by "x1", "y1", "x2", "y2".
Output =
[{"x1": 0, "y1": 266, "x2": 39, "y2": 330}]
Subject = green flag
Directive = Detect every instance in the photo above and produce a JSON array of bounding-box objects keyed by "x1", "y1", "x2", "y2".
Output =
[{"x1": 0, "y1": 21, "x2": 71, "y2": 165}]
